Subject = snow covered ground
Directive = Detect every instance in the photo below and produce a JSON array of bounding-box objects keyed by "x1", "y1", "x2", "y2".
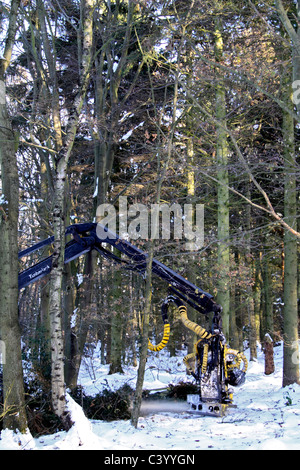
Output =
[{"x1": 1, "y1": 342, "x2": 300, "y2": 451}]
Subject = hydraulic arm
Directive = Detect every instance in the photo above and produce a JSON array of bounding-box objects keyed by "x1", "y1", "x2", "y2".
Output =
[
  {"x1": 18, "y1": 222, "x2": 247, "y2": 416},
  {"x1": 148, "y1": 295, "x2": 247, "y2": 416},
  {"x1": 19, "y1": 223, "x2": 221, "y2": 316}
]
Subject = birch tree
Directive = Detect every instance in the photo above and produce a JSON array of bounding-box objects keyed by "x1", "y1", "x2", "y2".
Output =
[{"x1": 30, "y1": 0, "x2": 96, "y2": 427}]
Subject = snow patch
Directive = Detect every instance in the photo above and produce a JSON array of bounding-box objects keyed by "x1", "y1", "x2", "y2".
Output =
[
  {"x1": 1, "y1": 342, "x2": 300, "y2": 450},
  {"x1": 0, "y1": 429, "x2": 35, "y2": 450},
  {"x1": 77, "y1": 273, "x2": 84, "y2": 286},
  {"x1": 62, "y1": 394, "x2": 104, "y2": 449}
]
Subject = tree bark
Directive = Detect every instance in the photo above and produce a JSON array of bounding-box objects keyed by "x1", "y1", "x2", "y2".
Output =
[
  {"x1": 43, "y1": 0, "x2": 95, "y2": 426},
  {"x1": 264, "y1": 334, "x2": 275, "y2": 376},
  {"x1": 262, "y1": 252, "x2": 273, "y2": 337},
  {"x1": 282, "y1": 77, "x2": 299, "y2": 387},
  {"x1": 0, "y1": 0, "x2": 27, "y2": 433},
  {"x1": 109, "y1": 249, "x2": 124, "y2": 375},
  {"x1": 0, "y1": 98, "x2": 27, "y2": 431},
  {"x1": 245, "y1": 179, "x2": 257, "y2": 361},
  {"x1": 130, "y1": 244, "x2": 154, "y2": 428},
  {"x1": 215, "y1": 18, "x2": 230, "y2": 338}
]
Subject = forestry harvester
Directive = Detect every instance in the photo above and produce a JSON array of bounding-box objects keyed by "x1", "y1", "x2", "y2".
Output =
[{"x1": 18, "y1": 222, "x2": 247, "y2": 417}]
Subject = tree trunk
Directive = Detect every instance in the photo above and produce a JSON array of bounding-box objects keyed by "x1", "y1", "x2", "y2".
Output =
[
  {"x1": 0, "y1": 0, "x2": 27, "y2": 433},
  {"x1": 131, "y1": 1, "x2": 185, "y2": 424},
  {"x1": 130, "y1": 244, "x2": 154, "y2": 428},
  {"x1": 186, "y1": 137, "x2": 198, "y2": 352},
  {"x1": 245, "y1": 179, "x2": 257, "y2": 361},
  {"x1": 282, "y1": 77, "x2": 299, "y2": 387},
  {"x1": 262, "y1": 252, "x2": 273, "y2": 337},
  {"x1": 63, "y1": 262, "x2": 76, "y2": 389},
  {"x1": 229, "y1": 280, "x2": 240, "y2": 350},
  {"x1": 215, "y1": 18, "x2": 230, "y2": 338},
  {"x1": 48, "y1": 157, "x2": 71, "y2": 426},
  {"x1": 109, "y1": 250, "x2": 124, "y2": 375},
  {"x1": 0, "y1": 78, "x2": 27, "y2": 434},
  {"x1": 37, "y1": 156, "x2": 52, "y2": 382},
  {"x1": 264, "y1": 334, "x2": 275, "y2": 376},
  {"x1": 248, "y1": 287, "x2": 257, "y2": 361},
  {"x1": 43, "y1": 0, "x2": 95, "y2": 425},
  {"x1": 253, "y1": 256, "x2": 262, "y2": 343}
]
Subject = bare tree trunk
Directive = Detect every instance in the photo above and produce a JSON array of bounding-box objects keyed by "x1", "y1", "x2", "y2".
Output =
[
  {"x1": 262, "y1": 251, "x2": 273, "y2": 337},
  {"x1": 40, "y1": 0, "x2": 95, "y2": 426},
  {"x1": 215, "y1": 18, "x2": 230, "y2": 339},
  {"x1": 66, "y1": 253, "x2": 94, "y2": 390},
  {"x1": 0, "y1": 99, "x2": 27, "y2": 431},
  {"x1": 282, "y1": 76, "x2": 299, "y2": 387},
  {"x1": 109, "y1": 249, "x2": 124, "y2": 375},
  {"x1": 130, "y1": 244, "x2": 154, "y2": 428},
  {"x1": 0, "y1": 0, "x2": 27, "y2": 433},
  {"x1": 244, "y1": 179, "x2": 257, "y2": 361},
  {"x1": 36, "y1": 201, "x2": 52, "y2": 382},
  {"x1": 264, "y1": 334, "x2": 275, "y2": 376},
  {"x1": 186, "y1": 137, "x2": 198, "y2": 353},
  {"x1": 49, "y1": 156, "x2": 70, "y2": 424},
  {"x1": 273, "y1": 0, "x2": 300, "y2": 389}
]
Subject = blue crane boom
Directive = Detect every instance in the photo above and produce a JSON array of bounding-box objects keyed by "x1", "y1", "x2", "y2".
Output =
[
  {"x1": 18, "y1": 222, "x2": 247, "y2": 417},
  {"x1": 18, "y1": 222, "x2": 221, "y2": 318}
]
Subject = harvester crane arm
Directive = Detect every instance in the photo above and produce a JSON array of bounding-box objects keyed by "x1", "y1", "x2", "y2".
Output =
[
  {"x1": 18, "y1": 222, "x2": 221, "y2": 319},
  {"x1": 18, "y1": 222, "x2": 246, "y2": 417}
]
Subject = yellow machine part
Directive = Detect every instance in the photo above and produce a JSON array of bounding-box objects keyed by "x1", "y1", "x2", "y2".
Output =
[
  {"x1": 148, "y1": 302, "x2": 212, "y2": 354},
  {"x1": 201, "y1": 342, "x2": 209, "y2": 374},
  {"x1": 176, "y1": 304, "x2": 214, "y2": 375},
  {"x1": 148, "y1": 323, "x2": 171, "y2": 352},
  {"x1": 177, "y1": 305, "x2": 212, "y2": 341},
  {"x1": 183, "y1": 352, "x2": 196, "y2": 375},
  {"x1": 225, "y1": 347, "x2": 248, "y2": 373}
]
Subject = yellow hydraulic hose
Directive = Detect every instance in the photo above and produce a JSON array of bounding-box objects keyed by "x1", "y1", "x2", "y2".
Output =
[
  {"x1": 148, "y1": 322, "x2": 171, "y2": 352},
  {"x1": 201, "y1": 342, "x2": 209, "y2": 374},
  {"x1": 225, "y1": 347, "x2": 248, "y2": 373},
  {"x1": 176, "y1": 304, "x2": 213, "y2": 376},
  {"x1": 177, "y1": 304, "x2": 212, "y2": 340},
  {"x1": 183, "y1": 352, "x2": 196, "y2": 375}
]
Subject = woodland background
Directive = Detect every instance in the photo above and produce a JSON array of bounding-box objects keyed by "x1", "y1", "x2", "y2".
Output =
[{"x1": 0, "y1": 0, "x2": 299, "y2": 434}]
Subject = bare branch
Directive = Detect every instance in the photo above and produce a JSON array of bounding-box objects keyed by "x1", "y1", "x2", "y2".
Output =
[{"x1": 179, "y1": 79, "x2": 300, "y2": 240}]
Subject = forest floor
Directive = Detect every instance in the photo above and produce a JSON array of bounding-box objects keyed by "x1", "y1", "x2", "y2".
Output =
[{"x1": 1, "y1": 341, "x2": 300, "y2": 451}]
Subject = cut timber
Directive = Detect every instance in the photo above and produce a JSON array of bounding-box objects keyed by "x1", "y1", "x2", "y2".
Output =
[{"x1": 264, "y1": 333, "x2": 275, "y2": 375}]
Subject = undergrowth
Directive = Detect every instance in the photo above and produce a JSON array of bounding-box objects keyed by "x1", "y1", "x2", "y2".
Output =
[{"x1": 70, "y1": 384, "x2": 133, "y2": 421}]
